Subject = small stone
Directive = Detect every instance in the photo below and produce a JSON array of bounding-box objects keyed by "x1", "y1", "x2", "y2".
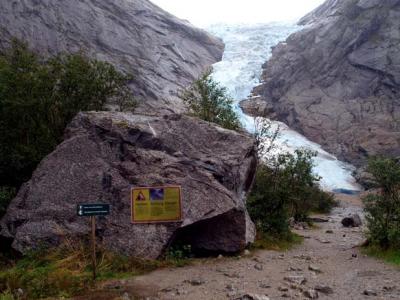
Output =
[
  {"x1": 308, "y1": 217, "x2": 329, "y2": 223},
  {"x1": 121, "y1": 292, "x2": 131, "y2": 300},
  {"x1": 281, "y1": 293, "x2": 290, "y2": 298},
  {"x1": 254, "y1": 264, "x2": 264, "y2": 271},
  {"x1": 227, "y1": 291, "x2": 237, "y2": 298},
  {"x1": 217, "y1": 254, "x2": 224, "y2": 259},
  {"x1": 304, "y1": 289, "x2": 319, "y2": 299},
  {"x1": 352, "y1": 253, "x2": 358, "y2": 258},
  {"x1": 278, "y1": 286, "x2": 289, "y2": 292},
  {"x1": 233, "y1": 294, "x2": 270, "y2": 300},
  {"x1": 315, "y1": 285, "x2": 333, "y2": 295},
  {"x1": 224, "y1": 272, "x2": 242, "y2": 278},
  {"x1": 293, "y1": 254, "x2": 311, "y2": 261},
  {"x1": 363, "y1": 289, "x2": 378, "y2": 296},
  {"x1": 288, "y1": 266, "x2": 302, "y2": 271},
  {"x1": 185, "y1": 278, "x2": 205, "y2": 286},
  {"x1": 290, "y1": 284, "x2": 303, "y2": 291},
  {"x1": 226, "y1": 284, "x2": 236, "y2": 292},
  {"x1": 259, "y1": 283, "x2": 271, "y2": 289},
  {"x1": 308, "y1": 265, "x2": 322, "y2": 273},
  {"x1": 316, "y1": 238, "x2": 331, "y2": 244},
  {"x1": 284, "y1": 275, "x2": 307, "y2": 285},
  {"x1": 315, "y1": 285, "x2": 334, "y2": 294},
  {"x1": 244, "y1": 249, "x2": 251, "y2": 256},
  {"x1": 326, "y1": 230, "x2": 334, "y2": 234},
  {"x1": 252, "y1": 256, "x2": 262, "y2": 263}
]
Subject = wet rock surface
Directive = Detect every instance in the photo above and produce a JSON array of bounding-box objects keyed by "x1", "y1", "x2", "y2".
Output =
[
  {"x1": 0, "y1": 0, "x2": 224, "y2": 113},
  {"x1": 0, "y1": 112, "x2": 256, "y2": 257},
  {"x1": 243, "y1": 0, "x2": 400, "y2": 168}
]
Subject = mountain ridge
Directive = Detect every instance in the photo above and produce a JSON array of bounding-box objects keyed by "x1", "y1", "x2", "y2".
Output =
[
  {"x1": 0, "y1": 0, "x2": 224, "y2": 113},
  {"x1": 241, "y1": 0, "x2": 400, "y2": 167}
]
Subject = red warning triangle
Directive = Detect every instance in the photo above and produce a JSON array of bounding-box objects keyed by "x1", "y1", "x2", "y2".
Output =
[{"x1": 136, "y1": 191, "x2": 146, "y2": 201}]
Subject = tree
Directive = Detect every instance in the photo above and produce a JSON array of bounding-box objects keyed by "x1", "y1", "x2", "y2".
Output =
[
  {"x1": 181, "y1": 68, "x2": 240, "y2": 130},
  {"x1": 362, "y1": 157, "x2": 400, "y2": 249},
  {"x1": 0, "y1": 40, "x2": 136, "y2": 216}
]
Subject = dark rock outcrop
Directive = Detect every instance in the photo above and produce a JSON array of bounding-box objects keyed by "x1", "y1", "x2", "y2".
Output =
[
  {"x1": 0, "y1": 0, "x2": 224, "y2": 113},
  {"x1": 242, "y1": 0, "x2": 400, "y2": 167},
  {"x1": 0, "y1": 112, "x2": 256, "y2": 258},
  {"x1": 341, "y1": 214, "x2": 362, "y2": 227}
]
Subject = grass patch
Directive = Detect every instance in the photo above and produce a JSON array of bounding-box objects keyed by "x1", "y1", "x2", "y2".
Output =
[
  {"x1": 0, "y1": 241, "x2": 163, "y2": 299},
  {"x1": 363, "y1": 246, "x2": 400, "y2": 266},
  {"x1": 251, "y1": 231, "x2": 303, "y2": 251},
  {"x1": 0, "y1": 291, "x2": 14, "y2": 300}
]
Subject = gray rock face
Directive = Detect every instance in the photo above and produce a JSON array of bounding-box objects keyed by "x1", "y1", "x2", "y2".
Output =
[
  {"x1": 0, "y1": 112, "x2": 256, "y2": 258},
  {"x1": 243, "y1": 0, "x2": 400, "y2": 167},
  {"x1": 0, "y1": 0, "x2": 224, "y2": 113}
]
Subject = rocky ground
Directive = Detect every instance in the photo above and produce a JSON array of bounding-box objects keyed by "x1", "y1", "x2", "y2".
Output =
[{"x1": 83, "y1": 194, "x2": 400, "y2": 300}]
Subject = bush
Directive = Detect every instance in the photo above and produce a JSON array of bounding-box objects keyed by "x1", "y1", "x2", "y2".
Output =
[
  {"x1": 247, "y1": 164, "x2": 291, "y2": 237},
  {"x1": 247, "y1": 149, "x2": 336, "y2": 237},
  {"x1": 0, "y1": 187, "x2": 16, "y2": 217},
  {"x1": 0, "y1": 40, "x2": 136, "y2": 216},
  {"x1": 181, "y1": 68, "x2": 241, "y2": 130},
  {"x1": 362, "y1": 157, "x2": 400, "y2": 249}
]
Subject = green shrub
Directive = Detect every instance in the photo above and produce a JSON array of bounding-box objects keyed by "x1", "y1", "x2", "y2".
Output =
[
  {"x1": 181, "y1": 68, "x2": 240, "y2": 130},
  {"x1": 0, "y1": 40, "x2": 136, "y2": 215},
  {"x1": 308, "y1": 186, "x2": 337, "y2": 214},
  {"x1": 247, "y1": 149, "x2": 336, "y2": 237},
  {"x1": 362, "y1": 157, "x2": 400, "y2": 249},
  {"x1": 0, "y1": 186, "x2": 16, "y2": 217},
  {"x1": 247, "y1": 164, "x2": 291, "y2": 237}
]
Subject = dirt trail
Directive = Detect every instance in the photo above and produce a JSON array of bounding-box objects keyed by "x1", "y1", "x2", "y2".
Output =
[{"x1": 96, "y1": 195, "x2": 400, "y2": 300}]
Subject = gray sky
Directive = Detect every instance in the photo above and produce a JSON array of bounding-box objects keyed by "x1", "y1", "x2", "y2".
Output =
[{"x1": 151, "y1": 0, "x2": 325, "y2": 27}]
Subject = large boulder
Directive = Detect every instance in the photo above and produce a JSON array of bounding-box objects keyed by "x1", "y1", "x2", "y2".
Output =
[
  {"x1": 0, "y1": 112, "x2": 257, "y2": 258},
  {"x1": 242, "y1": 0, "x2": 400, "y2": 168},
  {"x1": 341, "y1": 214, "x2": 362, "y2": 228},
  {"x1": 0, "y1": 0, "x2": 224, "y2": 113}
]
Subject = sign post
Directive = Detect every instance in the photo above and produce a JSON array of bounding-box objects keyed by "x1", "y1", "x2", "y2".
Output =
[
  {"x1": 131, "y1": 186, "x2": 182, "y2": 223},
  {"x1": 77, "y1": 203, "x2": 111, "y2": 280}
]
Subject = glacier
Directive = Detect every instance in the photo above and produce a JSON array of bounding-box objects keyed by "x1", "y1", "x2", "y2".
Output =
[{"x1": 207, "y1": 23, "x2": 361, "y2": 192}]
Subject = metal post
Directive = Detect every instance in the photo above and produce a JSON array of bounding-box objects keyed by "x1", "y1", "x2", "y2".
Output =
[{"x1": 91, "y1": 216, "x2": 97, "y2": 280}]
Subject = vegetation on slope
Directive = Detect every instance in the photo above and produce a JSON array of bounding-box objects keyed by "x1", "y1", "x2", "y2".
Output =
[
  {"x1": 181, "y1": 68, "x2": 241, "y2": 131},
  {"x1": 0, "y1": 241, "x2": 160, "y2": 299},
  {"x1": 0, "y1": 40, "x2": 136, "y2": 217},
  {"x1": 362, "y1": 157, "x2": 400, "y2": 263},
  {"x1": 247, "y1": 149, "x2": 336, "y2": 242}
]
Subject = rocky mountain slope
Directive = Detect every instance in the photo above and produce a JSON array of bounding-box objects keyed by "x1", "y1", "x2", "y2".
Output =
[
  {"x1": 242, "y1": 0, "x2": 400, "y2": 167},
  {"x1": 0, "y1": 0, "x2": 224, "y2": 113}
]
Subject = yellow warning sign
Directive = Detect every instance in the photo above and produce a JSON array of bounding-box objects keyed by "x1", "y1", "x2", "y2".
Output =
[{"x1": 131, "y1": 186, "x2": 182, "y2": 223}]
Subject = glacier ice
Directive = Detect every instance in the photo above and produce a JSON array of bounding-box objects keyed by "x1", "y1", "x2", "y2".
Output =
[{"x1": 207, "y1": 22, "x2": 361, "y2": 192}]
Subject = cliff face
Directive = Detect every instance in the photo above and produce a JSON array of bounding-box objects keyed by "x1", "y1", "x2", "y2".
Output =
[
  {"x1": 243, "y1": 0, "x2": 400, "y2": 166},
  {"x1": 0, "y1": 0, "x2": 224, "y2": 113}
]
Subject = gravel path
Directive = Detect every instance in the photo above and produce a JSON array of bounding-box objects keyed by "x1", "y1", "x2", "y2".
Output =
[{"x1": 96, "y1": 195, "x2": 400, "y2": 300}]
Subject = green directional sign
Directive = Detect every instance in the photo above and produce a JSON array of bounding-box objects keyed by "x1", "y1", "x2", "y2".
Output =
[{"x1": 77, "y1": 204, "x2": 110, "y2": 217}]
